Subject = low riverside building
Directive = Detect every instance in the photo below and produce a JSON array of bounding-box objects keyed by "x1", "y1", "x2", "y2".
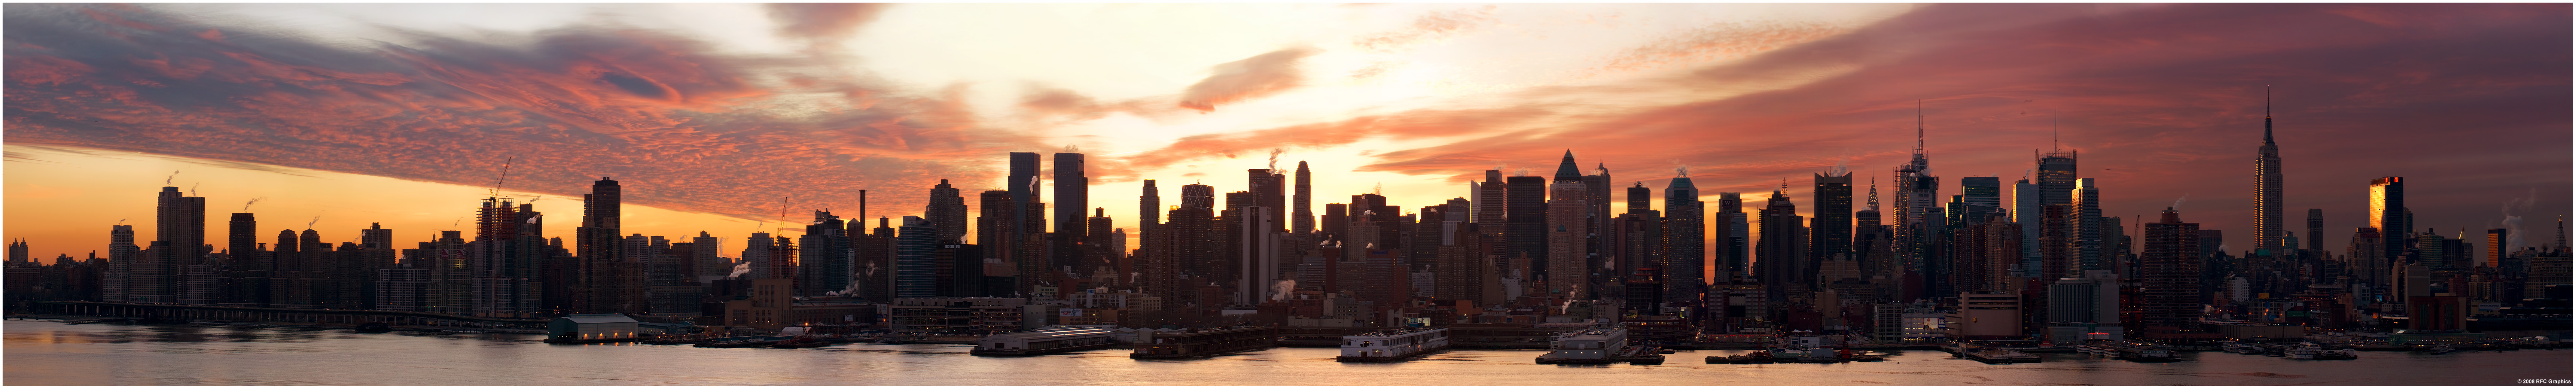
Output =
[
  {"x1": 1131, "y1": 326, "x2": 1279, "y2": 359},
  {"x1": 545, "y1": 314, "x2": 642, "y2": 343},
  {"x1": 1337, "y1": 327, "x2": 1451, "y2": 362},
  {"x1": 1535, "y1": 327, "x2": 1628, "y2": 363},
  {"x1": 890, "y1": 297, "x2": 1030, "y2": 334},
  {"x1": 971, "y1": 326, "x2": 1120, "y2": 356}
]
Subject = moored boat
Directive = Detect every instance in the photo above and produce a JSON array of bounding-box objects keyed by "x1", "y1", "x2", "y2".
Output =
[{"x1": 1336, "y1": 327, "x2": 1451, "y2": 362}]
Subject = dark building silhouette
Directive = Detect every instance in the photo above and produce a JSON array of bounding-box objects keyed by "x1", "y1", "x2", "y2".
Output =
[
  {"x1": 1664, "y1": 172, "x2": 1705, "y2": 307},
  {"x1": 1006, "y1": 152, "x2": 1040, "y2": 268},
  {"x1": 2139, "y1": 207, "x2": 2203, "y2": 331},
  {"x1": 1755, "y1": 183, "x2": 1805, "y2": 295},
  {"x1": 1813, "y1": 171, "x2": 1854, "y2": 267},
  {"x1": 1715, "y1": 192, "x2": 1747, "y2": 282},
  {"x1": 1053, "y1": 152, "x2": 1088, "y2": 275},
  {"x1": 1293, "y1": 161, "x2": 1315, "y2": 238},
  {"x1": 1505, "y1": 175, "x2": 1548, "y2": 282},
  {"x1": 575, "y1": 177, "x2": 622, "y2": 313},
  {"x1": 799, "y1": 211, "x2": 853, "y2": 297},
  {"x1": 928, "y1": 179, "x2": 968, "y2": 243}
]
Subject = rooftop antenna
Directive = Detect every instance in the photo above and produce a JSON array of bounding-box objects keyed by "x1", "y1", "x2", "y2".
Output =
[
  {"x1": 1915, "y1": 100, "x2": 1926, "y2": 157},
  {"x1": 2263, "y1": 85, "x2": 2274, "y2": 146},
  {"x1": 2052, "y1": 104, "x2": 2061, "y2": 153}
]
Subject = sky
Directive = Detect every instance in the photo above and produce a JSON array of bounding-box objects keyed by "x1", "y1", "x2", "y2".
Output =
[{"x1": 4, "y1": 3, "x2": 2569, "y2": 266}]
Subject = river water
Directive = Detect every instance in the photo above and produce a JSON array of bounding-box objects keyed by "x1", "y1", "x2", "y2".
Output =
[{"x1": 5, "y1": 320, "x2": 2566, "y2": 386}]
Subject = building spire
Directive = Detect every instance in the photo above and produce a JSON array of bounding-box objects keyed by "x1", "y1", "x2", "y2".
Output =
[
  {"x1": 1866, "y1": 174, "x2": 1880, "y2": 211},
  {"x1": 2263, "y1": 86, "x2": 2275, "y2": 146}
]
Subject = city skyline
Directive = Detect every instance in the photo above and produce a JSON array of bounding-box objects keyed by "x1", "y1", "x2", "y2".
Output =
[
  {"x1": 0, "y1": 3, "x2": 2566, "y2": 276},
  {"x1": 4, "y1": 4, "x2": 2571, "y2": 384}
]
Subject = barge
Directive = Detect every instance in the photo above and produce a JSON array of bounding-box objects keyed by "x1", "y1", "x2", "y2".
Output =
[
  {"x1": 1131, "y1": 326, "x2": 1279, "y2": 359},
  {"x1": 1535, "y1": 328, "x2": 1658, "y2": 364},
  {"x1": 1336, "y1": 327, "x2": 1451, "y2": 362},
  {"x1": 972, "y1": 326, "x2": 1121, "y2": 356}
]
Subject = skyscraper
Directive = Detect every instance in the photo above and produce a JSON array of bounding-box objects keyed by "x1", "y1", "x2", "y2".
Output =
[
  {"x1": 799, "y1": 211, "x2": 852, "y2": 297},
  {"x1": 1664, "y1": 172, "x2": 1705, "y2": 306},
  {"x1": 895, "y1": 216, "x2": 938, "y2": 298},
  {"x1": 1894, "y1": 106, "x2": 1942, "y2": 292},
  {"x1": 1506, "y1": 174, "x2": 1549, "y2": 280},
  {"x1": 575, "y1": 177, "x2": 622, "y2": 312},
  {"x1": 1546, "y1": 151, "x2": 1591, "y2": 297},
  {"x1": 1294, "y1": 161, "x2": 1314, "y2": 236},
  {"x1": 2369, "y1": 177, "x2": 2408, "y2": 263},
  {"x1": 2307, "y1": 209, "x2": 2326, "y2": 253},
  {"x1": 227, "y1": 213, "x2": 259, "y2": 270},
  {"x1": 1006, "y1": 152, "x2": 1040, "y2": 264},
  {"x1": 928, "y1": 179, "x2": 968, "y2": 243},
  {"x1": 1053, "y1": 152, "x2": 1088, "y2": 273},
  {"x1": 1755, "y1": 183, "x2": 1805, "y2": 294},
  {"x1": 2140, "y1": 207, "x2": 2204, "y2": 331},
  {"x1": 1813, "y1": 171, "x2": 1854, "y2": 265},
  {"x1": 976, "y1": 190, "x2": 1012, "y2": 248},
  {"x1": 2254, "y1": 98, "x2": 2286, "y2": 253},
  {"x1": 1237, "y1": 206, "x2": 1279, "y2": 306},
  {"x1": 1716, "y1": 192, "x2": 1748, "y2": 282},
  {"x1": 2072, "y1": 178, "x2": 2105, "y2": 271}
]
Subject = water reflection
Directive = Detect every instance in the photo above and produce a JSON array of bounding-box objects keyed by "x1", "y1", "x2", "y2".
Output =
[{"x1": 6, "y1": 319, "x2": 2568, "y2": 386}]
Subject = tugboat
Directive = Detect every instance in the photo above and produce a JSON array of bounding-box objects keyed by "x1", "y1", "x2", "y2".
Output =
[{"x1": 1536, "y1": 328, "x2": 1631, "y2": 364}]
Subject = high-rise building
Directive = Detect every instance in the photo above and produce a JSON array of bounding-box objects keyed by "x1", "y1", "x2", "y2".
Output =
[
  {"x1": 1546, "y1": 151, "x2": 1591, "y2": 298},
  {"x1": 227, "y1": 213, "x2": 259, "y2": 270},
  {"x1": 1957, "y1": 177, "x2": 2002, "y2": 228},
  {"x1": 1664, "y1": 173, "x2": 1705, "y2": 307},
  {"x1": 2254, "y1": 98, "x2": 2286, "y2": 253},
  {"x1": 1054, "y1": 152, "x2": 1088, "y2": 274},
  {"x1": 2488, "y1": 228, "x2": 2511, "y2": 268},
  {"x1": 472, "y1": 198, "x2": 543, "y2": 317},
  {"x1": 1506, "y1": 175, "x2": 1549, "y2": 280},
  {"x1": 928, "y1": 179, "x2": 968, "y2": 243},
  {"x1": 2071, "y1": 178, "x2": 2105, "y2": 271},
  {"x1": 1173, "y1": 184, "x2": 1219, "y2": 283},
  {"x1": 2139, "y1": 207, "x2": 2203, "y2": 330},
  {"x1": 799, "y1": 211, "x2": 853, "y2": 297},
  {"x1": 1294, "y1": 162, "x2": 1314, "y2": 236},
  {"x1": 2013, "y1": 176, "x2": 2043, "y2": 276},
  {"x1": 1813, "y1": 171, "x2": 1854, "y2": 265},
  {"x1": 2369, "y1": 177, "x2": 2408, "y2": 263},
  {"x1": 1006, "y1": 152, "x2": 1040, "y2": 264},
  {"x1": 1237, "y1": 206, "x2": 1280, "y2": 306},
  {"x1": 895, "y1": 216, "x2": 939, "y2": 298},
  {"x1": 102, "y1": 225, "x2": 138, "y2": 303},
  {"x1": 1894, "y1": 108, "x2": 1943, "y2": 291},
  {"x1": 977, "y1": 190, "x2": 1012, "y2": 247},
  {"x1": 134, "y1": 186, "x2": 206, "y2": 304},
  {"x1": 1716, "y1": 192, "x2": 1749, "y2": 282},
  {"x1": 575, "y1": 177, "x2": 622, "y2": 312},
  {"x1": 2307, "y1": 209, "x2": 2326, "y2": 253},
  {"x1": 1756, "y1": 183, "x2": 1805, "y2": 294}
]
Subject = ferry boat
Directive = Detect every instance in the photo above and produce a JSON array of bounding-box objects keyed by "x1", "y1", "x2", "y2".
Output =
[
  {"x1": 1336, "y1": 327, "x2": 1451, "y2": 362},
  {"x1": 1536, "y1": 328, "x2": 1633, "y2": 364}
]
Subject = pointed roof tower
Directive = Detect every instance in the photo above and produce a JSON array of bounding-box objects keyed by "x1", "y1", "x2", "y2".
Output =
[{"x1": 1553, "y1": 150, "x2": 1582, "y2": 180}]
